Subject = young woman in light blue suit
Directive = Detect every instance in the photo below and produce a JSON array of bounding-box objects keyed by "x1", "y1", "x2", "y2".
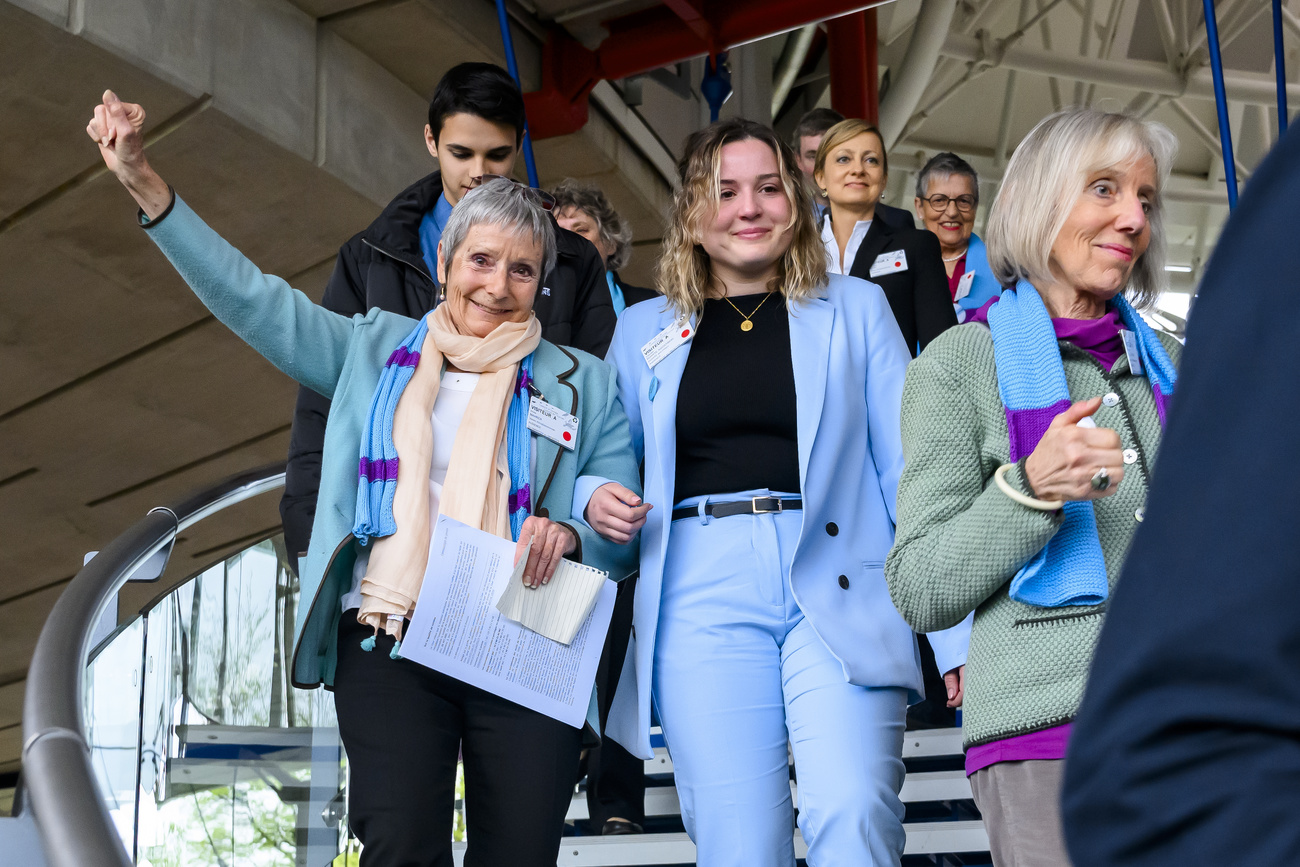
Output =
[{"x1": 579, "y1": 120, "x2": 970, "y2": 866}]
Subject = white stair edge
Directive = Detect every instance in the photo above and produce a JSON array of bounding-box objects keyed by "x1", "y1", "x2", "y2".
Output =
[
  {"x1": 568, "y1": 770, "x2": 972, "y2": 822},
  {"x1": 644, "y1": 727, "x2": 965, "y2": 776},
  {"x1": 452, "y1": 822, "x2": 989, "y2": 865}
]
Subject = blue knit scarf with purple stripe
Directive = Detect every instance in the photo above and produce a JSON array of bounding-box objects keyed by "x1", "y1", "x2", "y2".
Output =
[
  {"x1": 987, "y1": 282, "x2": 1177, "y2": 608},
  {"x1": 352, "y1": 316, "x2": 535, "y2": 546}
]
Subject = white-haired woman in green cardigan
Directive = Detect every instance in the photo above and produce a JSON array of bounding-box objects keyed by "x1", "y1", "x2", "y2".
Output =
[{"x1": 884, "y1": 108, "x2": 1182, "y2": 867}]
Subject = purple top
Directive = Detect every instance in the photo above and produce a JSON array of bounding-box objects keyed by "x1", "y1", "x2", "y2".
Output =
[
  {"x1": 965, "y1": 723, "x2": 1072, "y2": 775},
  {"x1": 967, "y1": 299, "x2": 1126, "y2": 369},
  {"x1": 1052, "y1": 309, "x2": 1125, "y2": 369}
]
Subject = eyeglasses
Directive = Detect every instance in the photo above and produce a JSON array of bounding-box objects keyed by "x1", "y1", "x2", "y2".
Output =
[
  {"x1": 470, "y1": 174, "x2": 556, "y2": 211},
  {"x1": 920, "y1": 194, "x2": 977, "y2": 214}
]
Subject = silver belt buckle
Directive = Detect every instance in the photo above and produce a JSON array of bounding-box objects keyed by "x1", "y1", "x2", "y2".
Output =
[{"x1": 752, "y1": 496, "x2": 781, "y2": 514}]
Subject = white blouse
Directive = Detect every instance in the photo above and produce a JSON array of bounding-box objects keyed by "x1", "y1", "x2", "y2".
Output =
[{"x1": 821, "y1": 214, "x2": 873, "y2": 276}]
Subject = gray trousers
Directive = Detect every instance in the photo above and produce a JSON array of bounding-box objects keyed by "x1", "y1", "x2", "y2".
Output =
[{"x1": 969, "y1": 760, "x2": 1074, "y2": 867}]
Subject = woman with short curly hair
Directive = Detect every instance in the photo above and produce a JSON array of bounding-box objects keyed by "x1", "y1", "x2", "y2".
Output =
[
  {"x1": 552, "y1": 179, "x2": 658, "y2": 318},
  {"x1": 583, "y1": 117, "x2": 970, "y2": 866}
]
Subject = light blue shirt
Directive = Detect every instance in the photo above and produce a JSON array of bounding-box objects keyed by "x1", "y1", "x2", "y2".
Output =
[
  {"x1": 605, "y1": 271, "x2": 626, "y2": 318},
  {"x1": 418, "y1": 193, "x2": 454, "y2": 281}
]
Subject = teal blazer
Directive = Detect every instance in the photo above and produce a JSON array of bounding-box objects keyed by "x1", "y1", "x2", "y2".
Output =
[{"x1": 143, "y1": 198, "x2": 642, "y2": 716}]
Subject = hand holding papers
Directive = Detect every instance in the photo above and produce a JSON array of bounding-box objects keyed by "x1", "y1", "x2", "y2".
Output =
[
  {"x1": 497, "y1": 550, "x2": 610, "y2": 645},
  {"x1": 401, "y1": 516, "x2": 616, "y2": 727}
]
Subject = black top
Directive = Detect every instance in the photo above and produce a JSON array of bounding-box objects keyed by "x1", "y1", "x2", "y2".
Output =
[
  {"x1": 838, "y1": 214, "x2": 957, "y2": 357},
  {"x1": 674, "y1": 293, "x2": 801, "y2": 502}
]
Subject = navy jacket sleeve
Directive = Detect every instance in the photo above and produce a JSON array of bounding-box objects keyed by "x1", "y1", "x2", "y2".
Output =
[
  {"x1": 567, "y1": 238, "x2": 617, "y2": 358},
  {"x1": 1061, "y1": 123, "x2": 1300, "y2": 866},
  {"x1": 279, "y1": 239, "x2": 367, "y2": 561}
]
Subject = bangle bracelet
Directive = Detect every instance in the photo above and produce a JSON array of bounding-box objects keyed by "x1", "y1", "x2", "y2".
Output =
[{"x1": 994, "y1": 463, "x2": 1064, "y2": 511}]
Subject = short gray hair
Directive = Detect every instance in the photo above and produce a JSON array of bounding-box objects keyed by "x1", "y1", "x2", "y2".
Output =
[
  {"x1": 915, "y1": 152, "x2": 979, "y2": 201},
  {"x1": 986, "y1": 108, "x2": 1178, "y2": 308},
  {"x1": 440, "y1": 176, "x2": 557, "y2": 279},
  {"x1": 551, "y1": 179, "x2": 634, "y2": 272}
]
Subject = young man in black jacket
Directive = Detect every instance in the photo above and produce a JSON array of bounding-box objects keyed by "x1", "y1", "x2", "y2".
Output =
[{"x1": 280, "y1": 62, "x2": 616, "y2": 563}]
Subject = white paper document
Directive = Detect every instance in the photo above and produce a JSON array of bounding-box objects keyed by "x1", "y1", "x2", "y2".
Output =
[
  {"x1": 496, "y1": 550, "x2": 609, "y2": 645},
  {"x1": 402, "y1": 516, "x2": 616, "y2": 727}
]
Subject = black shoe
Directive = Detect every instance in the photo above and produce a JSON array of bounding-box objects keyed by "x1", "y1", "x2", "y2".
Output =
[{"x1": 601, "y1": 819, "x2": 644, "y2": 835}]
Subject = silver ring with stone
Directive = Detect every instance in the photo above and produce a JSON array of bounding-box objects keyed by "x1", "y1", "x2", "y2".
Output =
[{"x1": 1090, "y1": 467, "x2": 1111, "y2": 491}]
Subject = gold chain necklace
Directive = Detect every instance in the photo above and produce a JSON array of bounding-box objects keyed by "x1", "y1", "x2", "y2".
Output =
[{"x1": 723, "y1": 291, "x2": 774, "y2": 332}]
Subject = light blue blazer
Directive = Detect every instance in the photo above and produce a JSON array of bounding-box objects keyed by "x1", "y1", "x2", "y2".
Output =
[
  {"x1": 954, "y1": 234, "x2": 1001, "y2": 322},
  {"x1": 599, "y1": 275, "x2": 970, "y2": 759},
  {"x1": 142, "y1": 198, "x2": 642, "y2": 733}
]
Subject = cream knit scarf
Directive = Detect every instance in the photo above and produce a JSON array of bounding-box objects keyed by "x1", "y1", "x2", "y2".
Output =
[{"x1": 358, "y1": 303, "x2": 541, "y2": 641}]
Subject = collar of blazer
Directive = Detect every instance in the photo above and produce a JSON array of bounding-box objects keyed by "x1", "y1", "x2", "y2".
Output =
[
  {"x1": 532, "y1": 343, "x2": 580, "y2": 520},
  {"x1": 847, "y1": 216, "x2": 899, "y2": 281}
]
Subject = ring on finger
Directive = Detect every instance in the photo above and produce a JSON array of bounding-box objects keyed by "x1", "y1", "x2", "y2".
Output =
[{"x1": 1090, "y1": 466, "x2": 1111, "y2": 492}]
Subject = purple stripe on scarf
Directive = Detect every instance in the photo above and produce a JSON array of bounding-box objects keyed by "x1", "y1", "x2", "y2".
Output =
[
  {"x1": 359, "y1": 457, "x2": 400, "y2": 482},
  {"x1": 516, "y1": 367, "x2": 533, "y2": 395},
  {"x1": 1153, "y1": 384, "x2": 1168, "y2": 427},
  {"x1": 508, "y1": 483, "x2": 531, "y2": 513},
  {"x1": 1005, "y1": 399, "x2": 1072, "y2": 462},
  {"x1": 386, "y1": 346, "x2": 421, "y2": 368}
]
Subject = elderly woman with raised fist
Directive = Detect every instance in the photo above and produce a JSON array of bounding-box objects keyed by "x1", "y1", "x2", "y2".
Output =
[
  {"x1": 87, "y1": 90, "x2": 640, "y2": 867},
  {"x1": 884, "y1": 107, "x2": 1182, "y2": 867}
]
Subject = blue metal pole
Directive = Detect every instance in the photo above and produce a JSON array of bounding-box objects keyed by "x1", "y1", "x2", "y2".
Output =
[
  {"x1": 1202, "y1": 0, "x2": 1238, "y2": 209},
  {"x1": 494, "y1": 0, "x2": 540, "y2": 188},
  {"x1": 1274, "y1": 0, "x2": 1288, "y2": 133}
]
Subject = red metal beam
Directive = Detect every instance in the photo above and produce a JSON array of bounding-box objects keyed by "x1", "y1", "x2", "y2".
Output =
[
  {"x1": 827, "y1": 9, "x2": 879, "y2": 123},
  {"x1": 523, "y1": 0, "x2": 889, "y2": 139}
]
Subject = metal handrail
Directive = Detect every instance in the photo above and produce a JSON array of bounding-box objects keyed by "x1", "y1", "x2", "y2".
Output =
[{"x1": 20, "y1": 463, "x2": 287, "y2": 867}]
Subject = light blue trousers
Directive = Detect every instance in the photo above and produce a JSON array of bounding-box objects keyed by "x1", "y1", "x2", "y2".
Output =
[{"x1": 653, "y1": 497, "x2": 908, "y2": 867}]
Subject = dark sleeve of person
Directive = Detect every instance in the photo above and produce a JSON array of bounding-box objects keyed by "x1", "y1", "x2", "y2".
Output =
[
  {"x1": 1061, "y1": 122, "x2": 1300, "y2": 867},
  {"x1": 279, "y1": 240, "x2": 367, "y2": 563},
  {"x1": 565, "y1": 239, "x2": 617, "y2": 358},
  {"x1": 909, "y1": 230, "x2": 957, "y2": 352},
  {"x1": 877, "y1": 201, "x2": 916, "y2": 230}
]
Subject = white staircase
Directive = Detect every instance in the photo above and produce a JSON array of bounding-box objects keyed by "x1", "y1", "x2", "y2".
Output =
[{"x1": 454, "y1": 727, "x2": 990, "y2": 865}]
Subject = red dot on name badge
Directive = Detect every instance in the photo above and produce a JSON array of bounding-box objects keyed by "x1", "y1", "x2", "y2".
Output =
[
  {"x1": 562, "y1": 431, "x2": 572, "y2": 441},
  {"x1": 894, "y1": 260, "x2": 901, "y2": 267},
  {"x1": 681, "y1": 329, "x2": 690, "y2": 338}
]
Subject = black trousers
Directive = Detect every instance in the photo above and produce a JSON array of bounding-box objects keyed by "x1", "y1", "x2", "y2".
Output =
[
  {"x1": 585, "y1": 573, "x2": 646, "y2": 828},
  {"x1": 334, "y1": 615, "x2": 583, "y2": 867}
]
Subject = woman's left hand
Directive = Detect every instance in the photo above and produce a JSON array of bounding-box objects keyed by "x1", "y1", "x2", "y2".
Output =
[
  {"x1": 944, "y1": 665, "x2": 966, "y2": 708},
  {"x1": 513, "y1": 517, "x2": 578, "y2": 588}
]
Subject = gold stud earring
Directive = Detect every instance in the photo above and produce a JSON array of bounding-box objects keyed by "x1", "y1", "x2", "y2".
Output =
[{"x1": 820, "y1": 189, "x2": 828, "y2": 197}]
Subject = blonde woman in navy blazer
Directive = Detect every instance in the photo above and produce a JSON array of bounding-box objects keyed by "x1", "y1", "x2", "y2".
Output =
[{"x1": 576, "y1": 119, "x2": 970, "y2": 866}]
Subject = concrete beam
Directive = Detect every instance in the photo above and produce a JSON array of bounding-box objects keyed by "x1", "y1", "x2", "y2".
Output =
[{"x1": 940, "y1": 31, "x2": 1300, "y2": 106}]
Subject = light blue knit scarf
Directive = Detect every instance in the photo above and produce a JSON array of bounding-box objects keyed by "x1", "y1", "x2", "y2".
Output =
[{"x1": 987, "y1": 281, "x2": 1178, "y2": 607}]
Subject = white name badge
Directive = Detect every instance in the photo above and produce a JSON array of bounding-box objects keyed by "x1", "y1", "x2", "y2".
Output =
[
  {"x1": 869, "y1": 250, "x2": 909, "y2": 278},
  {"x1": 641, "y1": 316, "x2": 693, "y2": 369},
  {"x1": 1121, "y1": 329, "x2": 1145, "y2": 376},
  {"x1": 527, "y1": 396, "x2": 579, "y2": 450},
  {"x1": 954, "y1": 270, "x2": 975, "y2": 302}
]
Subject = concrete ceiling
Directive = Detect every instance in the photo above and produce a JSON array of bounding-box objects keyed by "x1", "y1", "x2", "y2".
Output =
[{"x1": 1, "y1": 0, "x2": 1291, "y2": 800}]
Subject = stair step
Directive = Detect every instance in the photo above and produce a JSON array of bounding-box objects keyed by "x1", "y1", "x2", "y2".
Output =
[
  {"x1": 451, "y1": 822, "x2": 989, "y2": 865},
  {"x1": 568, "y1": 771, "x2": 972, "y2": 822}
]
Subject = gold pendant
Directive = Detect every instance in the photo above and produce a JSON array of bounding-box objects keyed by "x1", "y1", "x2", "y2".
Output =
[{"x1": 740, "y1": 320, "x2": 754, "y2": 332}]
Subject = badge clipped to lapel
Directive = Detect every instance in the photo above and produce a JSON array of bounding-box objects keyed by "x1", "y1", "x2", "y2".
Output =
[
  {"x1": 869, "y1": 250, "x2": 909, "y2": 279},
  {"x1": 954, "y1": 270, "x2": 975, "y2": 302},
  {"x1": 1120, "y1": 329, "x2": 1145, "y2": 376},
  {"x1": 641, "y1": 315, "x2": 693, "y2": 369},
  {"x1": 526, "y1": 388, "x2": 579, "y2": 450}
]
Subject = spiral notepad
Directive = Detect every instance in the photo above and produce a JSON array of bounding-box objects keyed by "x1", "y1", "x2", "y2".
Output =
[{"x1": 495, "y1": 551, "x2": 611, "y2": 645}]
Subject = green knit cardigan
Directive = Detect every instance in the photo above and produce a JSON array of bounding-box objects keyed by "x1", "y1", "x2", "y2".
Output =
[{"x1": 884, "y1": 321, "x2": 1182, "y2": 748}]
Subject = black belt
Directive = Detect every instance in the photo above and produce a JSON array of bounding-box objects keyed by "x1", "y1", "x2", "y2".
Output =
[{"x1": 671, "y1": 496, "x2": 802, "y2": 522}]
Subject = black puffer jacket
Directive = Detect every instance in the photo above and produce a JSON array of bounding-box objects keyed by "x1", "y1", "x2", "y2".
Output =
[{"x1": 279, "y1": 171, "x2": 616, "y2": 561}]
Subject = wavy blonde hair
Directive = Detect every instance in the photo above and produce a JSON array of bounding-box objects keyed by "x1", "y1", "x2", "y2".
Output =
[{"x1": 656, "y1": 118, "x2": 827, "y2": 315}]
